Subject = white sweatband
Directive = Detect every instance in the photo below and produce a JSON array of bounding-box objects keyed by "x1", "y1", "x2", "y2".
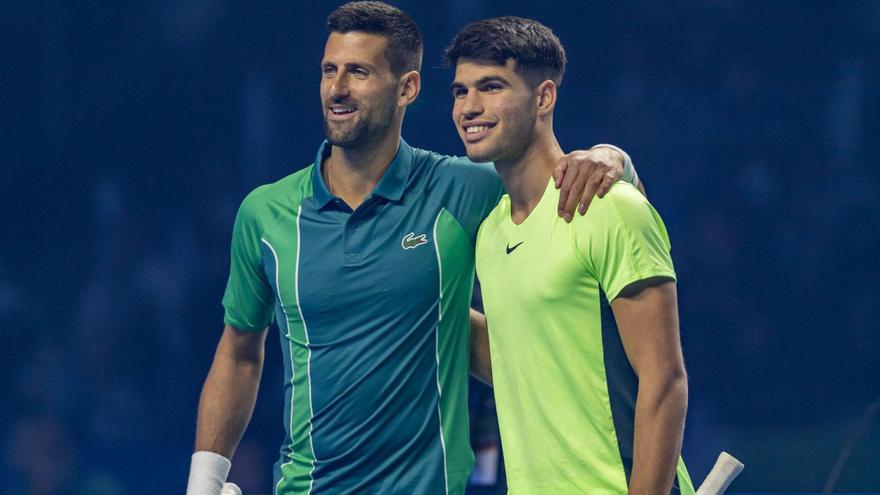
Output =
[
  {"x1": 591, "y1": 143, "x2": 639, "y2": 188},
  {"x1": 187, "y1": 451, "x2": 232, "y2": 495}
]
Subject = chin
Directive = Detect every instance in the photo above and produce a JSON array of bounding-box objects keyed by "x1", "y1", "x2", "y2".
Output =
[
  {"x1": 464, "y1": 145, "x2": 500, "y2": 164},
  {"x1": 324, "y1": 121, "x2": 366, "y2": 148},
  {"x1": 466, "y1": 153, "x2": 493, "y2": 163}
]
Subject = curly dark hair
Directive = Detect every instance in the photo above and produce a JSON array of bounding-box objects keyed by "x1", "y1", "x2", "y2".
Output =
[{"x1": 444, "y1": 16, "x2": 566, "y2": 87}]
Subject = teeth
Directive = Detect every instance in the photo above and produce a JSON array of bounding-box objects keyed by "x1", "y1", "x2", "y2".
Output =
[
  {"x1": 465, "y1": 125, "x2": 489, "y2": 134},
  {"x1": 331, "y1": 108, "x2": 355, "y2": 114}
]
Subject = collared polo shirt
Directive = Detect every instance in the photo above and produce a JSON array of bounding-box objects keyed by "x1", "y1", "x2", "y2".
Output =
[{"x1": 222, "y1": 139, "x2": 503, "y2": 495}]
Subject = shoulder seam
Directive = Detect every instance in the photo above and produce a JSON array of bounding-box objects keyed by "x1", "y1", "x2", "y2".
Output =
[{"x1": 253, "y1": 164, "x2": 316, "y2": 242}]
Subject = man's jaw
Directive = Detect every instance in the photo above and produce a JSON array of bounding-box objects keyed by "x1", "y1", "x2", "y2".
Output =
[{"x1": 461, "y1": 134, "x2": 499, "y2": 164}]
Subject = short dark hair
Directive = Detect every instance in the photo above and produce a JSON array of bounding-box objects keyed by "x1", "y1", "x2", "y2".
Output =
[
  {"x1": 327, "y1": 1, "x2": 423, "y2": 76},
  {"x1": 444, "y1": 16, "x2": 567, "y2": 87}
]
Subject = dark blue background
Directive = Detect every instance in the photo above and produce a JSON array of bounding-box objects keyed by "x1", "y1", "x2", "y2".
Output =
[{"x1": 2, "y1": 1, "x2": 878, "y2": 493}]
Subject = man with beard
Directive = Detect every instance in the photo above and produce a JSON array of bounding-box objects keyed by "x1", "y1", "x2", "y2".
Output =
[{"x1": 186, "y1": 3, "x2": 639, "y2": 494}]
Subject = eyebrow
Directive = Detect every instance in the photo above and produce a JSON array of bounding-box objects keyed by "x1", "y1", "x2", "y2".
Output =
[
  {"x1": 346, "y1": 61, "x2": 378, "y2": 72},
  {"x1": 450, "y1": 75, "x2": 511, "y2": 91},
  {"x1": 476, "y1": 75, "x2": 510, "y2": 86},
  {"x1": 321, "y1": 60, "x2": 379, "y2": 72}
]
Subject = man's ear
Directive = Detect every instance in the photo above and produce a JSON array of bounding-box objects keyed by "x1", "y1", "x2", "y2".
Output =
[
  {"x1": 398, "y1": 71, "x2": 421, "y2": 107},
  {"x1": 535, "y1": 79, "x2": 557, "y2": 116}
]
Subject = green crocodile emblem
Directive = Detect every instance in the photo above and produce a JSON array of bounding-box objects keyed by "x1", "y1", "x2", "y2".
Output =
[{"x1": 401, "y1": 232, "x2": 428, "y2": 250}]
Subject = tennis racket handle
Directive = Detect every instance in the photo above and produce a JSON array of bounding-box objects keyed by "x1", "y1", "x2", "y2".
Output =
[
  {"x1": 695, "y1": 451, "x2": 744, "y2": 495},
  {"x1": 220, "y1": 482, "x2": 242, "y2": 495}
]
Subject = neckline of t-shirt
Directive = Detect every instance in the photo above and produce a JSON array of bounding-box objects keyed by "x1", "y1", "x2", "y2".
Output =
[{"x1": 506, "y1": 178, "x2": 556, "y2": 228}]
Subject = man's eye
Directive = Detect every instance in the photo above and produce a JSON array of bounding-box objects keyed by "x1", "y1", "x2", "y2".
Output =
[
  {"x1": 323, "y1": 66, "x2": 336, "y2": 76},
  {"x1": 484, "y1": 84, "x2": 502, "y2": 92},
  {"x1": 452, "y1": 87, "x2": 466, "y2": 98},
  {"x1": 353, "y1": 69, "x2": 369, "y2": 77}
]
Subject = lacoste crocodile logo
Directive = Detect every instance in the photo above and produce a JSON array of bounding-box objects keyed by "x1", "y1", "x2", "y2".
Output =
[{"x1": 401, "y1": 232, "x2": 428, "y2": 250}]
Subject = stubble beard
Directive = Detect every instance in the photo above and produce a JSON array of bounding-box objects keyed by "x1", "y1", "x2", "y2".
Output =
[
  {"x1": 324, "y1": 117, "x2": 370, "y2": 148},
  {"x1": 323, "y1": 91, "x2": 397, "y2": 150}
]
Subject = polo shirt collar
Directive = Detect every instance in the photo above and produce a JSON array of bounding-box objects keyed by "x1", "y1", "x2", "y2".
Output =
[{"x1": 312, "y1": 139, "x2": 414, "y2": 209}]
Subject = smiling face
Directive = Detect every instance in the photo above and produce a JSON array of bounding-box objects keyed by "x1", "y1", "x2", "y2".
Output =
[
  {"x1": 451, "y1": 58, "x2": 538, "y2": 164},
  {"x1": 321, "y1": 31, "x2": 401, "y2": 149}
]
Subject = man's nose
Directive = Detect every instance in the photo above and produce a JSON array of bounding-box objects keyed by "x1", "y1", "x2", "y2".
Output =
[
  {"x1": 328, "y1": 72, "x2": 350, "y2": 99},
  {"x1": 461, "y1": 92, "x2": 483, "y2": 120}
]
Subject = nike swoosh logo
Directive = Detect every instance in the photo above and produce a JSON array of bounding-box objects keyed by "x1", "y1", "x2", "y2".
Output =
[{"x1": 506, "y1": 241, "x2": 524, "y2": 254}]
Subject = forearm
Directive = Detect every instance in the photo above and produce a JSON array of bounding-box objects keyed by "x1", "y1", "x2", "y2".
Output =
[
  {"x1": 628, "y1": 372, "x2": 688, "y2": 495},
  {"x1": 195, "y1": 337, "x2": 264, "y2": 457},
  {"x1": 469, "y1": 308, "x2": 492, "y2": 385}
]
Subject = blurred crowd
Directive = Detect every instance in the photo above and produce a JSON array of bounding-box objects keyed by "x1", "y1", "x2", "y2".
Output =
[{"x1": 2, "y1": 1, "x2": 878, "y2": 493}]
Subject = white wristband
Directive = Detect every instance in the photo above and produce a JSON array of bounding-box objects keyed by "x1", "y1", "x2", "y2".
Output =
[
  {"x1": 591, "y1": 143, "x2": 639, "y2": 188},
  {"x1": 187, "y1": 451, "x2": 232, "y2": 495}
]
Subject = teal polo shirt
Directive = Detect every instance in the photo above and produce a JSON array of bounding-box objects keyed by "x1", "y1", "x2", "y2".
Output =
[{"x1": 221, "y1": 139, "x2": 503, "y2": 495}]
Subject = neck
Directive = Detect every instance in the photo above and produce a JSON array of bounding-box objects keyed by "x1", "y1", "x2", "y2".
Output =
[
  {"x1": 323, "y1": 130, "x2": 401, "y2": 210},
  {"x1": 494, "y1": 128, "x2": 563, "y2": 224}
]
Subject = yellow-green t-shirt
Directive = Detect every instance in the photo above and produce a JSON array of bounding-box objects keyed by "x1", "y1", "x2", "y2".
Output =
[{"x1": 475, "y1": 179, "x2": 694, "y2": 494}]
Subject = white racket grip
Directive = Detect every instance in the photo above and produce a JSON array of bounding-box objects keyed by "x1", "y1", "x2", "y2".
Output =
[
  {"x1": 695, "y1": 451, "x2": 744, "y2": 495},
  {"x1": 221, "y1": 482, "x2": 242, "y2": 495}
]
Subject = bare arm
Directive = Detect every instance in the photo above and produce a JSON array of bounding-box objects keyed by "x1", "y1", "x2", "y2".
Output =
[
  {"x1": 195, "y1": 324, "x2": 267, "y2": 458},
  {"x1": 610, "y1": 279, "x2": 687, "y2": 495},
  {"x1": 469, "y1": 309, "x2": 492, "y2": 385}
]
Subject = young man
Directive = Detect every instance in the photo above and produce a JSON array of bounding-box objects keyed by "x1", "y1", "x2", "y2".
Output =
[
  {"x1": 447, "y1": 17, "x2": 694, "y2": 495},
  {"x1": 186, "y1": 3, "x2": 638, "y2": 494}
]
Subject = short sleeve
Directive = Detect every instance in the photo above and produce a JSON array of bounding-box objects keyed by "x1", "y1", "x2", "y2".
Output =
[
  {"x1": 574, "y1": 182, "x2": 676, "y2": 301},
  {"x1": 221, "y1": 194, "x2": 275, "y2": 331},
  {"x1": 431, "y1": 155, "x2": 504, "y2": 244}
]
